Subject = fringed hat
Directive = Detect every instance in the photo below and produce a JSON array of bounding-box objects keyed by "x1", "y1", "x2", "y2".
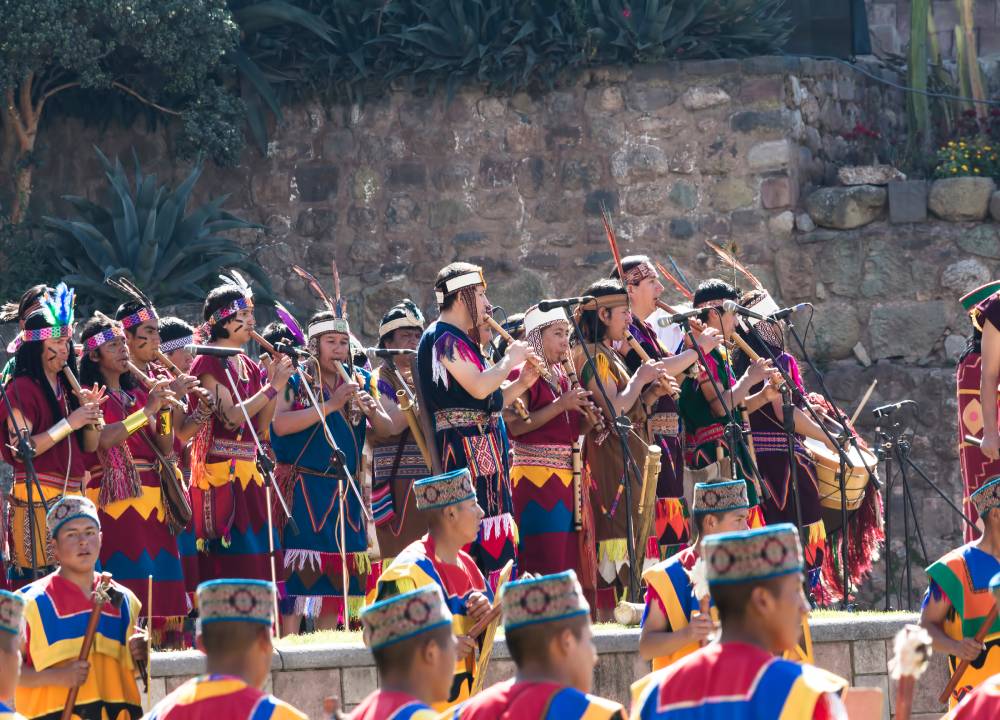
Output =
[
  {"x1": 361, "y1": 585, "x2": 453, "y2": 651},
  {"x1": 107, "y1": 276, "x2": 158, "y2": 330},
  {"x1": 379, "y1": 299, "x2": 425, "y2": 341},
  {"x1": 692, "y1": 480, "x2": 750, "y2": 516},
  {"x1": 0, "y1": 589, "x2": 25, "y2": 636},
  {"x1": 523, "y1": 304, "x2": 567, "y2": 359},
  {"x1": 501, "y1": 570, "x2": 590, "y2": 631},
  {"x1": 971, "y1": 476, "x2": 1000, "y2": 518},
  {"x1": 413, "y1": 468, "x2": 476, "y2": 511},
  {"x1": 7, "y1": 283, "x2": 75, "y2": 353},
  {"x1": 961, "y1": 281, "x2": 1000, "y2": 311},
  {"x1": 702, "y1": 523, "x2": 804, "y2": 586},
  {"x1": 46, "y1": 495, "x2": 100, "y2": 538},
  {"x1": 197, "y1": 579, "x2": 275, "y2": 628}
]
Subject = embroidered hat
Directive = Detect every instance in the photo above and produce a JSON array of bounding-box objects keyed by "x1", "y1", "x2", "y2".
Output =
[
  {"x1": 501, "y1": 570, "x2": 590, "y2": 631},
  {"x1": 702, "y1": 523, "x2": 804, "y2": 586},
  {"x1": 961, "y1": 281, "x2": 1000, "y2": 311},
  {"x1": 991, "y1": 572, "x2": 1000, "y2": 605},
  {"x1": 378, "y1": 299, "x2": 425, "y2": 340},
  {"x1": 692, "y1": 480, "x2": 750, "y2": 516},
  {"x1": 413, "y1": 468, "x2": 476, "y2": 511},
  {"x1": 0, "y1": 589, "x2": 25, "y2": 636},
  {"x1": 46, "y1": 495, "x2": 100, "y2": 538},
  {"x1": 361, "y1": 585, "x2": 453, "y2": 651},
  {"x1": 197, "y1": 579, "x2": 275, "y2": 628},
  {"x1": 971, "y1": 476, "x2": 1000, "y2": 517}
]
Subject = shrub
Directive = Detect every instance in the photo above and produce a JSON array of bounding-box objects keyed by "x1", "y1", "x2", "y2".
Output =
[{"x1": 933, "y1": 138, "x2": 999, "y2": 180}]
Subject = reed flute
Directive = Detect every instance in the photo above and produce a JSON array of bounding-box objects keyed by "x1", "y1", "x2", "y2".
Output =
[
  {"x1": 62, "y1": 365, "x2": 104, "y2": 430},
  {"x1": 483, "y1": 315, "x2": 552, "y2": 381},
  {"x1": 126, "y1": 361, "x2": 187, "y2": 412},
  {"x1": 624, "y1": 328, "x2": 679, "y2": 400},
  {"x1": 559, "y1": 356, "x2": 604, "y2": 432}
]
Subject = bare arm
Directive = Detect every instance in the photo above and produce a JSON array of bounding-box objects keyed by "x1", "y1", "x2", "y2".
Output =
[{"x1": 919, "y1": 586, "x2": 984, "y2": 662}]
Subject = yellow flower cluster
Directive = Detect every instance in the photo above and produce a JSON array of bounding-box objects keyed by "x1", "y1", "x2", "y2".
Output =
[{"x1": 936, "y1": 138, "x2": 999, "y2": 179}]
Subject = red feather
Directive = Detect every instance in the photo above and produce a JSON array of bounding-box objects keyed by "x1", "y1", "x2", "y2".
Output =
[
  {"x1": 704, "y1": 240, "x2": 764, "y2": 291},
  {"x1": 600, "y1": 205, "x2": 625, "y2": 282},
  {"x1": 654, "y1": 261, "x2": 694, "y2": 301},
  {"x1": 291, "y1": 264, "x2": 336, "y2": 313}
]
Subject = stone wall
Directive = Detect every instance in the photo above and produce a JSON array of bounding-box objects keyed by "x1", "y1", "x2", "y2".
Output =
[
  {"x1": 148, "y1": 616, "x2": 946, "y2": 719},
  {"x1": 866, "y1": 0, "x2": 1000, "y2": 58}
]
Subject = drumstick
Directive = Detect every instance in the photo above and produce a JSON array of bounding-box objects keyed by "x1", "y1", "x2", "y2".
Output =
[
  {"x1": 126, "y1": 361, "x2": 187, "y2": 412},
  {"x1": 939, "y1": 602, "x2": 998, "y2": 704},
  {"x1": 483, "y1": 316, "x2": 552, "y2": 380},
  {"x1": 849, "y1": 379, "x2": 878, "y2": 426}
]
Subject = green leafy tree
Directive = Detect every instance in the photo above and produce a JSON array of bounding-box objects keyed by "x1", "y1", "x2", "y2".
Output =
[{"x1": 0, "y1": 0, "x2": 243, "y2": 224}]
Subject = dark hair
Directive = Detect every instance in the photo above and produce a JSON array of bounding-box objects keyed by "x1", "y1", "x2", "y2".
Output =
[
  {"x1": 0, "y1": 284, "x2": 50, "y2": 324},
  {"x1": 710, "y1": 576, "x2": 783, "y2": 624},
  {"x1": 491, "y1": 312, "x2": 524, "y2": 362},
  {"x1": 371, "y1": 624, "x2": 453, "y2": 677},
  {"x1": 200, "y1": 621, "x2": 269, "y2": 657},
  {"x1": 158, "y1": 316, "x2": 195, "y2": 344},
  {"x1": 434, "y1": 262, "x2": 482, "y2": 311},
  {"x1": 577, "y1": 279, "x2": 626, "y2": 343},
  {"x1": 260, "y1": 321, "x2": 299, "y2": 349},
  {"x1": 79, "y1": 316, "x2": 136, "y2": 391},
  {"x1": 693, "y1": 278, "x2": 739, "y2": 307},
  {"x1": 202, "y1": 286, "x2": 248, "y2": 341},
  {"x1": 114, "y1": 301, "x2": 148, "y2": 336},
  {"x1": 608, "y1": 254, "x2": 651, "y2": 281},
  {"x1": 506, "y1": 614, "x2": 587, "y2": 667},
  {"x1": 12, "y1": 312, "x2": 81, "y2": 424}
]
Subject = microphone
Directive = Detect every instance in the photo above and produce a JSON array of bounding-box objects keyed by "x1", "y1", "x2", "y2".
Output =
[
  {"x1": 871, "y1": 399, "x2": 917, "y2": 418},
  {"x1": 537, "y1": 296, "x2": 595, "y2": 312},
  {"x1": 665, "y1": 307, "x2": 708, "y2": 324},
  {"x1": 722, "y1": 300, "x2": 811, "y2": 321},
  {"x1": 184, "y1": 344, "x2": 243, "y2": 357},
  {"x1": 274, "y1": 341, "x2": 310, "y2": 359},
  {"x1": 366, "y1": 348, "x2": 416, "y2": 358}
]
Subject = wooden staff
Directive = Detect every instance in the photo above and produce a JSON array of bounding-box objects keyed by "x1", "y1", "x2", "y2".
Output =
[
  {"x1": 940, "y1": 603, "x2": 997, "y2": 704},
  {"x1": 62, "y1": 365, "x2": 104, "y2": 430},
  {"x1": 61, "y1": 573, "x2": 116, "y2": 720},
  {"x1": 624, "y1": 328, "x2": 678, "y2": 400},
  {"x1": 397, "y1": 389, "x2": 434, "y2": 473},
  {"x1": 559, "y1": 357, "x2": 604, "y2": 432},
  {"x1": 849, "y1": 379, "x2": 878, "y2": 426},
  {"x1": 889, "y1": 624, "x2": 932, "y2": 720},
  {"x1": 483, "y1": 316, "x2": 551, "y2": 381},
  {"x1": 126, "y1": 361, "x2": 187, "y2": 412},
  {"x1": 145, "y1": 574, "x2": 152, "y2": 708}
]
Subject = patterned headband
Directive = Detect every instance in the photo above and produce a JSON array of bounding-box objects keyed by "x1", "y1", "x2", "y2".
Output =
[
  {"x1": 694, "y1": 298, "x2": 729, "y2": 310},
  {"x1": 84, "y1": 325, "x2": 125, "y2": 352},
  {"x1": 7, "y1": 323, "x2": 75, "y2": 353},
  {"x1": 702, "y1": 523, "x2": 803, "y2": 586},
  {"x1": 209, "y1": 296, "x2": 253, "y2": 326},
  {"x1": 120, "y1": 306, "x2": 158, "y2": 330},
  {"x1": 308, "y1": 318, "x2": 350, "y2": 341},
  {"x1": 624, "y1": 262, "x2": 657, "y2": 286},
  {"x1": 414, "y1": 468, "x2": 476, "y2": 510},
  {"x1": 197, "y1": 579, "x2": 275, "y2": 628},
  {"x1": 361, "y1": 585, "x2": 453, "y2": 651},
  {"x1": 159, "y1": 335, "x2": 193, "y2": 354},
  {"x1": 501, "y1": 570, "x2": 590, "y2": 631},
  {"x1": 434, "y1": 269, "x2": 486, "y2": 304}
]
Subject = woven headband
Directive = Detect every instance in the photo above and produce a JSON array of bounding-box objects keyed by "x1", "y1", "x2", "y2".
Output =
[
  {"x1": 624, "y1": 262, "x2": 657, "y2": 286},
  {"x1": 8, "y1": 324, "x2": 75, "y2": 353},
  {"x1": 308, "y1": 318, "x2": 350, "y2": 341},
  {"x1": 578, "y1": 294, "x2": 629, "y2": 311},
  {"x1": 160, "y1": 335, "x2": 193, "y2": 354},
  {"x1": 120, "y1": 306, "x2": 158, "y2": 330},
  {"x1": 434, "y1": 270, "x2": 486, "y2": 304},
  {"x1": 379, "y1": 315, "x2": 423, "y2": 338},
  {"x1": 209, "y1": 297, "x2": 253, "y2": 326},
  {"x1": 694, "y1": 298, "x2": 728, "y2": 310},
  {"x1": 84, "y1": 325, "x2": 125, "y2": 352}
]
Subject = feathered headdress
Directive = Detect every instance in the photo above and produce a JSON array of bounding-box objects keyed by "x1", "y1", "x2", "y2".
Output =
[
  {"x1": 205, "y1": 269, "x2": 255, "y2": 332},
  {"x1": 292, "y1": 262, "x2": 350, "y2": 341},
  {"x1": 106, "y1": 276, "x2": 158, "y2": 329},
  {"x1": 704, "y1": 240, "x2": 764, "y2": 292},
  {"x1": 274, "y1": 301, "x2": 307, "y2": 347},
  {"x1": 7, "y1": 283, "x2": 76, "y2": 353}
]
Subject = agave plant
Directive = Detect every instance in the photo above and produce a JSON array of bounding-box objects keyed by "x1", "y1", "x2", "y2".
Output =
[{"x1": 44, "y1": 146, "x2": 267, "y2": 312}]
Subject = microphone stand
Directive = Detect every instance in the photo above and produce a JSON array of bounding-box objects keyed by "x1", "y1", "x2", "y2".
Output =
[
  {"x1": 0, "y1": 379, "x2": 50, "y2": 579},
  {"x1": 566, "y1": 310, "x2": 643, "y2": 603}
]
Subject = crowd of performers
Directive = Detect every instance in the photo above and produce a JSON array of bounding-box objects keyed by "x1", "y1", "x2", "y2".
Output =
[{"x1": 6, "y1": 249, "x2": 1000, "y2": 718}]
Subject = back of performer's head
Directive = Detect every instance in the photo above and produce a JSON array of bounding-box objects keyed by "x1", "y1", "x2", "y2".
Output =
[
  {"x1": 79, "y1": 315, "x2": 136, "y2": 391},
  {"x1": 693, "y1": 278, "x2": 739, "y2": 307},
  {"x1": 503, "y1": 572, "x2": 597, "y2": 693},
  {"x1": 260, "y1": 321, "x2": 299, "y2": 349},
  {"x1": 576, "y1": 278, "x2": 626, "y2": 343},
  {"x1": 13, "y1": 311, "x2": 82, "y2": 418},
  {"x1": 434, "y1": 262, "x2": 483, "y2": 311},
  {"x1": 203, "y1": 285, "x2": 248, "y2": 341},
  {"x1": 0, "y1": 284, "x2": 50, "y2": 325},
  {"x1": 705, "y1": 525, "x2": 808, "y2": 656},
  {"x1": 196, "y1": 580, "x2": 275, "y2": 690}
]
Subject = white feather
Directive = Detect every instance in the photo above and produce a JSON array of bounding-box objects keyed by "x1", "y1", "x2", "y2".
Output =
[
  {"x1": 687, "y1": 557, "x2": 709, "y2": 601},
  {"x1": 888, "y1": 624, "x2": 933, "y2": 680}
]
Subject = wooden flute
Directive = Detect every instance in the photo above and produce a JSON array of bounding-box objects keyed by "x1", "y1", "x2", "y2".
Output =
[
  {"x1": 483, "y1": 315, "x2": 552, "y2": 381},
  {"x1": 126, "y1": 361, "x2": 187, "y2": 412},
  {"x1": 624, "y1": 328, "x2": 679, "y2": 400},
  {"x1": 62, "y1": 365, "x2": 104, "y2": 430},
  {"x1": 559, "y1": 356, "x2": 604, "y2": 432}
]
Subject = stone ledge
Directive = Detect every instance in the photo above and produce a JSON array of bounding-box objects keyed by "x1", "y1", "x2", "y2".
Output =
[{"x1": 809, "y1": 613, "x2": 919, "y2": 643}]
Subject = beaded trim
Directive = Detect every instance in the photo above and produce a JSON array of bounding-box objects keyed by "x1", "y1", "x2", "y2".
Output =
[
  {"x1": 120, "y1": 306, "x2": 158, "y2": 330},
  {"x1": 209, "y1": 297, "x2": 253, "y2": 326},
  {"x1": 160, "y1": 335, "x2": 193, "y2": 354},
  {"x1": 84, "y1": 325, "x2": 125, "y2": 351},
  {"x1": 210, "y1": 439, "x2": 257, "y2": 461}
]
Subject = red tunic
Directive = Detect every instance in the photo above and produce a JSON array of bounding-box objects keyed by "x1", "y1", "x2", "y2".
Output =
[
  {"x1": 348, "y1": 690, "x2": 437, "y2": 720},
  {"x1": 449, "y1": 679, "x2": 625, "y2": 719}
]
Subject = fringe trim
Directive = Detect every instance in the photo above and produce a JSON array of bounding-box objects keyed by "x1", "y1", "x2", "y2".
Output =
[
  {"x1": 816, "y1": 481, "x2": 885, "y2": 606},
  {"x1": 97, "y1": 444, "x2": 143, "y2": 508},
  {"x1": 283, "y1": 549, "x2": 372, "y2": 576},
  {"x1": 481, "y1": 513, "x2": 515, "y2": 542},
  {"x1": 597, "y1": 539, "x2": 629, "y2": 585}
]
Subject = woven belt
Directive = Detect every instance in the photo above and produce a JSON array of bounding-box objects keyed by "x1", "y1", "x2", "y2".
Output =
[
  {"x1": 511, "y1": 441, "x2": 573, "y2": 470},
  {"x1": 433, "y1": 409, "x2": 498, "y2": 431},
  {"x1": 648, "y1": 412, "x2": 679, "y2": 437},
  {"x1": 751, "y1": 431, "x2": 808, "y2": 455},
  {"x1": 14, "y1": 471, "x2": 83, "y2": 494},
  {"x1": 209, "y1": 438, "x2": 257, "y2": 461}
]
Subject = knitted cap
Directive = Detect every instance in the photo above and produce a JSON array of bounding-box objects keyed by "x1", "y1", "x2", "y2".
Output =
[
  {"x1": 702, "y1": 523, "x2": 804, "y2": 586},
  {"x1": 501, "y1": 570, "x2": 590, "y2": 631},
  {"x1": 972, "y1": 476, "x2": 1000, "y2": 518},
  {"x1": 692, "y1": 480, "x2": 750, "y2": 516},
  {"x1": 0, "y1": 590, "x2": 25, "y2": 636},
  {"x1": 46, "y1": 495, "x2": 100, "y2": 538},
  {"x1": 413, "y1": 468, "x2": 476, "y2": 510},
  {"x1": 361, "y1": 585, "x2": 453, "y2": 650},
  {"x1": 196, "y1": 579, "x2": 275, "y2": 628}
]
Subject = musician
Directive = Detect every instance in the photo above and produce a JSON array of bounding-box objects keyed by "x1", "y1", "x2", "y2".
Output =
[
  {"x1": 0, "y1": 284, "x2": 50, "y2": 384},
  {"x1": 572, "y1": 279, "x2": 671, "y2": 617},
  {"x1": 188, "y1": 279, "x2": 293, "y2": 584},
  {"x1": 612, "y1": 256, "x2": 725, "y2": 558},
  {"x1": 630, "y1": 524, "x2": 848, "y2": 719},
  {"x1": 157, "y1": 318, "x2": 197, "y2": 377},
  {"x1": 639, "y1": 480, "x2": 749, "y2": 670},
  {"x1": 958, "y1": 281, "x2": 1000, "y2": 539},
  {"x1": 505, "y1": 305, "x2": 595, "y2": 588},
  {"x1": 144, "y1": 579, "x2": 306, "y2": 720},
  {"x1": 0, "y1": 284, "x2": 103, "y2": 587},
  {"x1": 0, "y1": 589, "x2": 26, "y2": 719},
  {"x1": 272, "y1": 308, "x2": 393, "y2": 634},
  {"x1": 370, "y1": 300, "x2": 432, "y2": 562},
  {"x1": 16, "y1": 497, "x2": 145, "y2": 720},
  {"x1": 449, "y1": 571, "x2": 627, "y2": 720},
  {"x1": 349, "y1": 585, "x2": 457, "y2": 719},
  {"x1": 921, "y1": 476, "x2": 1000, "y2": 708},
  {"x1": 945, "y1": 572, "x2": 1000, "y2": 718},
  {"x1": 77, "y1": 315, "x2": 187, "y2": 645},
  {"x1": 677, "y1": 279, "x2": 776, "y2": 521},
  {"x1": 373, "y1": 469, "x2": 493, "y2": 711},
  {"x1": 415, "y1": 262, "x2": 541, "y2": 583}
]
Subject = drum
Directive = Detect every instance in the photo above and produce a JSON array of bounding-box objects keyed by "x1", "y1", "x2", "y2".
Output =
[{"x1": 802, "y1": 437, "x2": 876, "y2": 512}]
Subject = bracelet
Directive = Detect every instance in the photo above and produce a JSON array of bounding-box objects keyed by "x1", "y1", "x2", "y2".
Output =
[
  {"x1": 157, "y1": 410, "x2": 172, "y2": 436},
  {"x1": 263, "y1": 385, "x2": 278, "y2": 401},
  {"x1": 47, "y1": 418, "x2": 73, "y2": 444},
  {"x1": 122, "y1": 409, "x2": 150, "y2": 435}
]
